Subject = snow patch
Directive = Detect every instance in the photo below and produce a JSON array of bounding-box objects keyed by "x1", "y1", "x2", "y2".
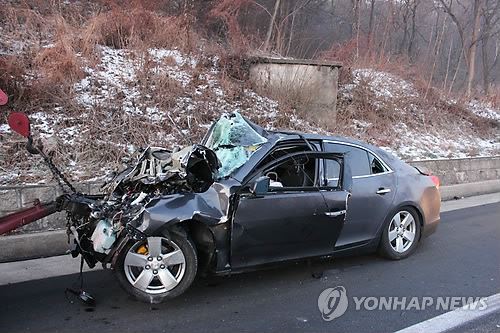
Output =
[
  {"x1": 467, "y1": 100, "x2": 500, "y2": 122},
  {"x1": 352, "y1": 68, "x2": 419, "y2": 99}
]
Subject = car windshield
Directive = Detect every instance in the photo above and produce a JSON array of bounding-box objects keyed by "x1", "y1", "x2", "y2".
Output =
[{"x1": 205, "y1": 112, "x2": 267, "y2": 179}]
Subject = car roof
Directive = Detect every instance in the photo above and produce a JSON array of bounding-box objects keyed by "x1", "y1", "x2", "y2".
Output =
[
  {"x1": 266, "y1": 129, "x2": 406, "y2": 172},
  {"x1": 234, "y1": 114, "x2": 411, "y2": 176}
]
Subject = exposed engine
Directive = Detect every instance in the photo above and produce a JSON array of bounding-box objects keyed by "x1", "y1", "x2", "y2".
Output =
[{"x1": 61, "y1": 144, "x2": 220, "y2": 266}]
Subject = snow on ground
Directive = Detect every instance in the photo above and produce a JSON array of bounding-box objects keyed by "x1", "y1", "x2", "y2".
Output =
[
  {"x1": 389, "y1": 128, "x2": 499, "y2": 160},
  {"x1": 467, "y1": 100, "x2": 500, "y2": 122},
  {"x1": 0, "y1": 50, "x2": 499, "y2": 185},
  {"x1": 339, "y1": 68, "x2": 499, "y2": 160},
  {"x1": 71, "y1": 46, "x2": 287, "y2": 131},
  {"x1": 352, "y1": 68, "x2": 419, "y2": 99}
]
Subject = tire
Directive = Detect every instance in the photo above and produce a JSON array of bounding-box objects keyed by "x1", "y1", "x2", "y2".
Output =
[
  {"x1": 115, "y1": 232, "x2": 197, "y2": 303},
  {"x1": 378, "y1": 207, "x2": 421, "y2": 260}
]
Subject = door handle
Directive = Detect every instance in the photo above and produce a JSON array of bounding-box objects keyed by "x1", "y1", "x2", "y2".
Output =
[
  {"x1": 325, "y1": 210, "x2": 346, "y2": 217},
  {"x1": 376, "y1": 188, "x2": 391, "y2": 195}
]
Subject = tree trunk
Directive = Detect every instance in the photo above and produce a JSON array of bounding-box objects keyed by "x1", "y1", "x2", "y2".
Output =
[
  {"x1": 368, "y1": 0, "x2": 376, "y2": 50},
  {"x1": 407, "y1": 0, "x2": 418, "y2": 61},
  {"x1": 352, "y1": 0, "x2": 361, "y2": 58},
  {"x1": 481, "y1": 30, "x2": 490, "y2": 95},
  {"x1": 466, "y1": 0, "x2": 482, "y2": 97},
  {"x1": 425, "y1": 16, "x2": 447, "y2": 99},
  {"x1": 443, "y1": 38, "x2": 454, "y2": 92},
  {"x1": 286, "y1": 6, "x2": 297, "y2": 56},
  {"x1": 399, "y1": 3, "x2": 409, "y2": 55},
  {"x1": 263, "y1": 0, "x2": 282, "y2": 52}
]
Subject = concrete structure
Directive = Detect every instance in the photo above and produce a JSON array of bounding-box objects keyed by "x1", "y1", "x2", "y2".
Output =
[
  {"x1": 408, "y1": 156, "x2": 500, "y2": 185},
  {"x1": 249, "y1": 57, "x2": 342, "y2": 122}
]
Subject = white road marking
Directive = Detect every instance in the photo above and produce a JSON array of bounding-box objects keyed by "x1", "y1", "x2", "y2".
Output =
[{"x1": 394, "y1": 293, "x2": 500, "y2": 333}]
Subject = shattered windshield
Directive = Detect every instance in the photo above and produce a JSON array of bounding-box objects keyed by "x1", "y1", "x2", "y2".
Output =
[{"x1": 205, "y1": 112, "x2": 267, "y2": 178}]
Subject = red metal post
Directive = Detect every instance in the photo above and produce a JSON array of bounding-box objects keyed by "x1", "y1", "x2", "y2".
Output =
[{"x1": 0, "y1": 201, "x2": 58, "y2": 235}]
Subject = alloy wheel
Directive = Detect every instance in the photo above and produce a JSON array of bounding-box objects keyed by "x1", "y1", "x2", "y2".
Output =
[
  {"x1": 388, "y1": 210, "x2": 416, "y2": 253},
  {"x1": 124, "y1": 237, "x2": 186, "y2": 294}
]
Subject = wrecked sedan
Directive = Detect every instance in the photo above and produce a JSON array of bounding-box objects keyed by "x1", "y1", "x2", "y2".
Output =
[{"x1": 1, "y1": 112, "x2": 440, "y2": 303}]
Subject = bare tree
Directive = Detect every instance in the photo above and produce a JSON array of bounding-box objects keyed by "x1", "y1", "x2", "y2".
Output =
[
  {"x1": 367, "y1": 0, "x2": 376, "y2": 53},
  {"x1": 480, "y1": 0, "x2": 500, "y2": 94},
  {"x1": 407, "y1": 0, "x2": 419, "y2": 60},
  {"x1": 263, "y1": 0, "x2": 282, "y2": 52},
  {"x1": 438, "y1": 0, "x2": 484, "y2": 96},
  {"x1": 466, "y1": 0, "x2": 483, "y2": 96},
  {"x1": 351, "y1": 0, "x2": 361, "y2": 57}
]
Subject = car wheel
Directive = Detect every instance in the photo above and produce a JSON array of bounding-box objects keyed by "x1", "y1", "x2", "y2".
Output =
[
  {"x1": 115, "y1": 233, "x2": 197, "y2": 303},
  {"x1": 378, "y1": 207, "x2": 421, "y2": 260}
]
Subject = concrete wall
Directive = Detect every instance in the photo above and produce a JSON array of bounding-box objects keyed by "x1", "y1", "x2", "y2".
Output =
[
  {"x1": 249, "y1": 59, "x2": 341, "y2": 122},
  {"x1": 408, "y1": 156, "x2": 500, "y2": 186},
  {"x1": 0, "y1": 156, "x2": 499, "y2": 235}
]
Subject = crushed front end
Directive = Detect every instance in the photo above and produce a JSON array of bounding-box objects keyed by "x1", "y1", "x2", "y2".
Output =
[{"x1": 63, "y1": 144, "x2": 220, "y2": 268}]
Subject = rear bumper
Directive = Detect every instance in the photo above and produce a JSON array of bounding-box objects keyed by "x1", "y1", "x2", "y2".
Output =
[{"x1": 422, "y1": 217, "x2": 440, "y2": 238}]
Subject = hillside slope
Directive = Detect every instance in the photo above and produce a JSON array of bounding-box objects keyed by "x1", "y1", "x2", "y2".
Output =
[{"x1": 0, "y1": 45, "x2": 498, "y2": 185}]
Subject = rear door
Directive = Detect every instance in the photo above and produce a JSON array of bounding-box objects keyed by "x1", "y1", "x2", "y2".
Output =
[
  {"x1": 323, "y1": 142, "x2": 396, "y2": 248},
  {"x1": 230, "y1": 152, "x2": 351, "y2": 269}
]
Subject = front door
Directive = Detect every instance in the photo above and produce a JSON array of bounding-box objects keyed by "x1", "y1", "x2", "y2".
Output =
[{"x1": 230, "y1": 152, "x2": 350, "y2": 269}]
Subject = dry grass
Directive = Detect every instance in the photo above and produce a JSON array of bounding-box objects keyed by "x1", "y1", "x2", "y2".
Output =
[{"x1": 0, "y1": 1, "x2": 498, "y2": 184}]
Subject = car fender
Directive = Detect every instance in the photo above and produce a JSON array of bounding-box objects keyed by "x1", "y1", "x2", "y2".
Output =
[{"x1": 135, "y1": 187, "x2": 226, "y2": 236}]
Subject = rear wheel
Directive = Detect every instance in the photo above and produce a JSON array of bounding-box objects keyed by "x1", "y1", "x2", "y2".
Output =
[
  {"x1": 378, "y1": 207, "x2": 421, "y2": 260},
  {"x1": 115, "y1": 233, "x2": 197, "y2": 303}
]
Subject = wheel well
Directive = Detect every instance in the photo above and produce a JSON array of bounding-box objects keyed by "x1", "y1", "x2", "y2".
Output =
[
  {"x1": 413, "y1": 206, "x2": 424, "y2": 227},
  {"x1": 377, "y1": 204, "x2": 424, "y2": 247},
  {"x1": 172, "y1": 220, "x2": 216, "y2": 275},
  {"x1": 397, "y1": 204, "x2": 425, "y2": 241}
]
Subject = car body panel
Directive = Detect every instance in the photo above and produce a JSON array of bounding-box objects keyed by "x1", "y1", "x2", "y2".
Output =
[{"x1": 231, "y1": 189, "x2": 349, "y2": 268}]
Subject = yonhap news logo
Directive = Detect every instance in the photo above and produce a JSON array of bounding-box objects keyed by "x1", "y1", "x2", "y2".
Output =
[
  {"x1": 318, "y1": 286, "x2": 489, "y2": 321},
  {"x1": 317, "y1": 286, "x2": 349, "y2": 321}
]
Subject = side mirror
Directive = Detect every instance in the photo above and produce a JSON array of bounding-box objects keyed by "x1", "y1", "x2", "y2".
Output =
[{"x1": 249, "y1": 176, "x2": 270, "y2": 196}]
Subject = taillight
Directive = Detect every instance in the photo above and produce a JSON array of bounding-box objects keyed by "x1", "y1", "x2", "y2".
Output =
[{"x1": 430, "y1": 175, "x2": 440, "y2": 189}]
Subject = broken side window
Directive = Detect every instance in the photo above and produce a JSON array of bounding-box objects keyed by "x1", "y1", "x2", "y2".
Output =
[{"x1": 205, "y1": 113, "x2": 267, "y2": 178}]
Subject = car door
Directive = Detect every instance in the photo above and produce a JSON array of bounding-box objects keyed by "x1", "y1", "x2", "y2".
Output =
[
  {"x1": 323, "y1": 142, "x2": 396, "y2": 248},
  {"x1": 230, "y1": 152, "x2": 351, "y2": 269}
]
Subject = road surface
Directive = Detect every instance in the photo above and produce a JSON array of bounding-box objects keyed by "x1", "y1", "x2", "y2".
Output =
[{"x1": 0, "y1": 203, "x2": 499, "y2": 332}]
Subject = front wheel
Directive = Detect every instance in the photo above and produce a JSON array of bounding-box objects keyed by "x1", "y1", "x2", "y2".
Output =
[
  {"x1": 115, "y1": 233, "x2": 197, "y2": 303},
  {"x1": 378, "y1": 207, "x2": 421, "y2": 260}
]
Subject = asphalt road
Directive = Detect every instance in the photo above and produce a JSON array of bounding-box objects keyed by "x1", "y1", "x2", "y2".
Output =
[{"x1": 1, "y1": 203, "x2": 499, "y2": 333}]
